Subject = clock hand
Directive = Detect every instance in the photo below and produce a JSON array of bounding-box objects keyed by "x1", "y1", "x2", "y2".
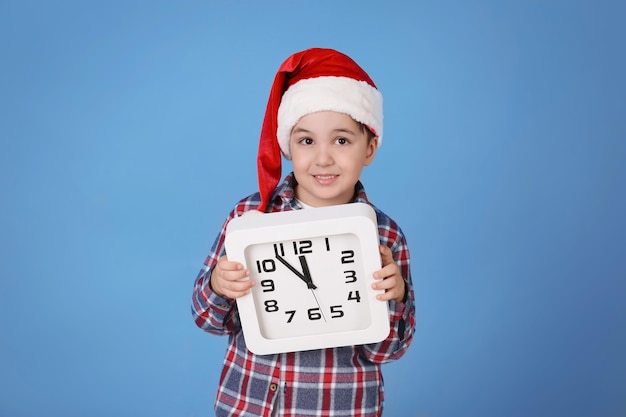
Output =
[
  {"x1": 298, "y1": 255, "x2": 317, "y2": 289},
  {"x1": 275, "y1": 253, "x2": 324, "y2": 320},
  {"x1": 275, "y1": 254, "x2": 316, "y2": 289},
  {"x1": 310, "y1": 289, "x2": 326, "y2": 322},
  {"x1": 299, "y1": 255, "x2": 326, "y2": 321}
]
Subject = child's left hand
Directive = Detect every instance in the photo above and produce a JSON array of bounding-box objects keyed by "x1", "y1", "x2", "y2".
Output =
[{"x1": 372, "y1": 245, "x2": 406, "y2": 303}]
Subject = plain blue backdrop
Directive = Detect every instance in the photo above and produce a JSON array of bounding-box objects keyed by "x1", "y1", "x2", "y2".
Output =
[{"x1": 1, "y1": 1, "x2": 624, "y2": 416}]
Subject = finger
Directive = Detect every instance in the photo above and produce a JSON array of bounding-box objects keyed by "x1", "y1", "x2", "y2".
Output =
[
  {"x1": 375, "y1": 290, "x2": 394, "y2": 302},
  {"x1": 218, "y1": 257, "x2": 247, "y2": 273},
  {"x1": 221, "y1": 266, "x2": 250, "y2": 282},
  {"x1": 373, "y1": 261, "x2": 397, "y2": 281},
  {"x1": 374, "y1": 277, "x2": 402, "y2": 300},
  {"x1": 373, "y1": 274, "x2": 395, "y2": 290},
  {"x1": 372, "y1": 273, "x2": 399, "y2": 296},
  {"x1": 378, "y1": 245, "x2": 395, "y2": 266},
  {"x1": 224, "y1": 278, "x2": 255, "y2": 296}
]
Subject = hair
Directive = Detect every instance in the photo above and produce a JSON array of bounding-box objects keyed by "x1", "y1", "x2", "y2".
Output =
[{"x1": 359, "y1": 122, "x2": 377, "y2": 143}]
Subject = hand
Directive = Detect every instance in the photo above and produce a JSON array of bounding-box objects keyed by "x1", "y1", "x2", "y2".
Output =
[
  {"x1": 275, "y1": 254, "x2": 317, "y2": 289},
  {"x1": 210, "y1": 256, "x2": 254, "y2": 299},
  {"x1": 372, "y1": 245, "x2": 406, "y2": 303}
]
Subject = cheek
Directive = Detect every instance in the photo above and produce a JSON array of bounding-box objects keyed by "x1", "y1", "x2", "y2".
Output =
[
  {"x1": 289, "y1": 153, "x2": 306, "y2": 168},
  {"x1": 338, "y1": 153, "x2": 367, "y2": 170},
  {"x1": 290, "y1": 149, "x2": 314, "y2": 167}
]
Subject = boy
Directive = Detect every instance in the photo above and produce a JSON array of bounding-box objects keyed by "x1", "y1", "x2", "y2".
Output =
[{"x1": 192, "y1": 48, "x2": 415, "y2": 417}]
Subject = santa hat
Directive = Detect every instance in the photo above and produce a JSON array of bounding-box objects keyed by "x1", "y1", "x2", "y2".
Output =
[{"x1": 256, "y1": 47, "x2": 383, "y2": 212}]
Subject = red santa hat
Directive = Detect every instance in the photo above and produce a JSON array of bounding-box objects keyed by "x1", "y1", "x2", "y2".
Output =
[{"x1": 257, "y1": 47, "x2": 383, "y2": 212}]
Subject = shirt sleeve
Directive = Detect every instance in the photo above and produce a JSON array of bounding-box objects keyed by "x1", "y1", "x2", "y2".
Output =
[
  {"x1": 359, "y1": 222, "x2": 416, "y2": 364},
  {"x1": 191, "y1": 212, "x2": 241, "y2": 335}
]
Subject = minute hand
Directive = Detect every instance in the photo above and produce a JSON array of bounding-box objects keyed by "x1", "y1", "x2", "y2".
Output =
[
  {"x1": 298, "y1": 255, "x2": 317, "y2": 290},
  {"x1": 275, "y1": 254, "x2": 317, "y2": 289}
]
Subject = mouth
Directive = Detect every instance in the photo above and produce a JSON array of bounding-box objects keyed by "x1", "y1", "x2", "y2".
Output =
[{"x1": 312, "y1": 174, "x2": 339, "y2": 185}]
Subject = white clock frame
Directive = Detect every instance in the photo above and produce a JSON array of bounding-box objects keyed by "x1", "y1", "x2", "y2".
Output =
[{"x1": 224, "y1": 202, "x2": 390, "y2": 355}]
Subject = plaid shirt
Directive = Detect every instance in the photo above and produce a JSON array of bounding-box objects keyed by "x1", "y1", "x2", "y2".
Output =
[{"x1": 192, "y1": 173, "x2": 415, "y2": 417}]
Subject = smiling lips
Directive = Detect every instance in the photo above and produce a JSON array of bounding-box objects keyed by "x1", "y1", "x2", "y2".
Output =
[{"x1": 313, "y1": 174, "x2": 338, "y2": 185}]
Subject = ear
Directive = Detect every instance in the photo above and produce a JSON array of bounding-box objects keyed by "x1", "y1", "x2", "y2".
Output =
[{"x1": 364, "y1": 136, "x2": 379, "y2": 166}]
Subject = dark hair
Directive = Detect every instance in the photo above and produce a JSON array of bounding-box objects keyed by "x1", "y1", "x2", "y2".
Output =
[{"x1": 359, "y1": 123, "x2": 377, "y2": 143}]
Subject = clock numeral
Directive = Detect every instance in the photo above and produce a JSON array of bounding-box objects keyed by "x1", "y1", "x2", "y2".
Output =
[
  {"x1": 275, "y1": 241, "x2": 315, "y2": 256},
  {"x1": 347, "y1": 290, "x2": 361, "y2": 303},
  {"x1": 256, "y1": 259, "x2": 276, "y2": 273},
  {"x1": 330, "y1": 305, "x2": 344, "y2": 318},
  {"x1": 285, "y1": 310, "x2": 296, "y2": 323},
  {"x1": 260, "y1": 279, "x2": 275, "y2": 292},
  {"x1": 344, "y1": 270, "x2": 357, "y2": 283},
  {"x1": 341, "y1": 250, "x2": 355, "y2": 264},
  {"x1": 264, "y1": 299, "x2": 279, "y2": 312},
  {"x1": 293, "y1": 240, "x2": 313, "y2": 255},
  {"x1": 325, "y1": 237, "x2": 331, "y2": 251},
  {"x1": 282, "y1": 306, "x2": 346, "y2": 323},
  {"x1": 308, "y1": 307, "x2": 322, "y2": 321},
  {"x1": 273, "y1": 243, "x2": 285, "y2": 257}
]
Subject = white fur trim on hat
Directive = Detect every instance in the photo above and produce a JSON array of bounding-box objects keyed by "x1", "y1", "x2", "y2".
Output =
[{"x1": 276, "y1": 76, "x2": 383, "y2": 159}]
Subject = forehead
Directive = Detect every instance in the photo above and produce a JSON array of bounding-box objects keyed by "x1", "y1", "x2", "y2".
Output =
[{"x1": 292, "y1": 111, "x2": 360, "y2": 131}]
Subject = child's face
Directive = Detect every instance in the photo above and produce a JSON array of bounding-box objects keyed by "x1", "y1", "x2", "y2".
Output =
[{"x1": 288, "y1": 111, "x2": 378, "y2": 207}]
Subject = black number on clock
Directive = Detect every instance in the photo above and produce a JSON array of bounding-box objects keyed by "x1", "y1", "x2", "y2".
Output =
[
  {"x1": 285, "y1": 310, "x2": 296, "y2": 323},
  {"x1": 260, "y1": 279, "x2": 275, "y2": 292},
  {"x1": 256, "y1": 259, "x2": 276, "y2": 273},
  {"x1": 344, "y1": 270, "x2": 357, "y2": 283},
  {"x1": 330, "y1": 305, "x2": 344, "y2": 318},
  {"x1": 293, "y1": 240, "x2": 313, "y2": 255},
  {"x1": 347, "y1": 290, "x2": 361, "y2": 303},
  {"x1": 264, "y1": 299, "x2": 279, "y2": 312},
  {"x1": 341, "y1": 250, "x2": 355, "y2": 264},
  {"x1": 282, "y1": 306, "x2": 345, "y2": 322},
  {"x1": 273, "y1": 243, "x2": 285, "y2": 257},
  {"x1": 275, "y1": 240, "x2": 313, "y2": 256},
  {"x1": 308, "y1": 308, "x2": 322, "y2": 321}
]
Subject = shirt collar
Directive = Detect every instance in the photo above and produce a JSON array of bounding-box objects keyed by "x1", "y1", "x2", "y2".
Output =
[{"x1": 271, "y1": 172, "x2": 371, "y2": 210}]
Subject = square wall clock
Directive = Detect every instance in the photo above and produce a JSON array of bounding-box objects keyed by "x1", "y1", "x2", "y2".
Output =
[{"x1": 224, "y1": 202, "x2": 390, "y2": 355}]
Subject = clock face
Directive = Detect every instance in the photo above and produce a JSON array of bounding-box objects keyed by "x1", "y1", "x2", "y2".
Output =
[{"x1": 244, "y1": 233, "x2": 371, "y2": 340}]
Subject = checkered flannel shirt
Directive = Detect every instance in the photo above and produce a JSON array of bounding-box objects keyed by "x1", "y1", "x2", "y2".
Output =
[{"x1": 192, "y1": 173, "x2": 415, "y2": 417}]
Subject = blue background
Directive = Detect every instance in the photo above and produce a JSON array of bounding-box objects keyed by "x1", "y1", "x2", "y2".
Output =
[{"x1": 1, "y1": 1, "x2": 624, "y2": 416}]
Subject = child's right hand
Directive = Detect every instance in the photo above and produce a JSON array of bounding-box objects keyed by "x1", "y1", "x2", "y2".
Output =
[{"x1": 210, "y1": 256, "x2": 254, "y2": 299}]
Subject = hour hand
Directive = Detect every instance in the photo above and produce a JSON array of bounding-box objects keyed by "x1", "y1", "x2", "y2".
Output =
[{"x1": 275, "y1": 254, "x2": 317, "y2": 289}]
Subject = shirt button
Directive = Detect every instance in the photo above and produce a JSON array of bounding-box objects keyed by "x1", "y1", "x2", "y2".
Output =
[{"x1": 269, "y1": 383, "x2": 278, "y2": 392}]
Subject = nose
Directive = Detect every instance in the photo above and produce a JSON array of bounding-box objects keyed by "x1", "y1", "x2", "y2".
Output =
[{"x1": 314, "y1": 144, "x2": 334, "y2": 166}]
